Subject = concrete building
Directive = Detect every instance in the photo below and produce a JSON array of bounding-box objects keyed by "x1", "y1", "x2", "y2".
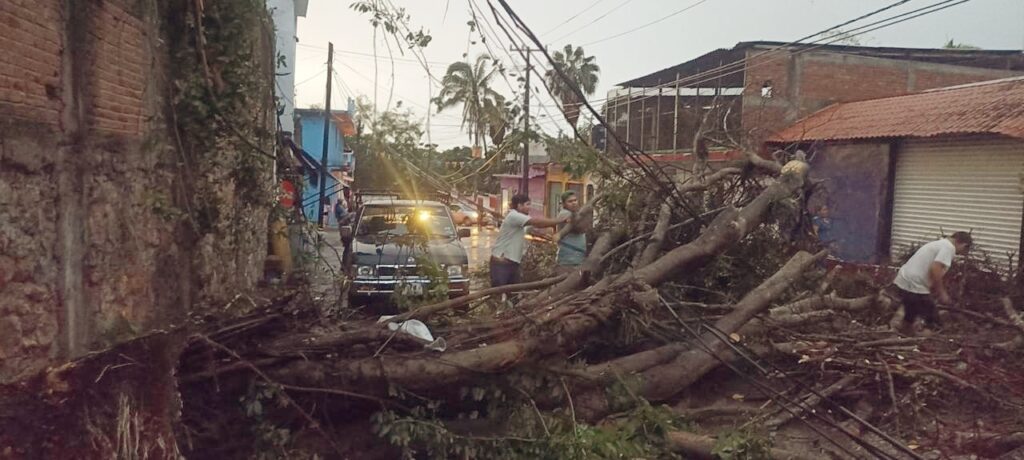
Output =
[
  {"x1": 770, "y1": 77, "x2": 1024, "y2": 269},
  {"x1": 295, "y1": 107, "x2": 357, "y2": 222},
  {"x1": 267, "y1": 0, "x2": 308, "y2": 133},
  {"x1": 492, "y1": 140, "x2": 601, "y2": 219},
  {"x1": 603, "y1": 42, "x2": 1024, "y2": 158}
]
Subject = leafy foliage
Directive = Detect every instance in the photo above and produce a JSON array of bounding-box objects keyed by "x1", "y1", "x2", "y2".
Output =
[
  {"x1": 349, "y1": 97, "x2": 429, "y2": 191},
  {"x1": 240, "y1": 383, "x2": 296, "y2": 459},
  {"x1": 370, "y1": 376, "x2": 685, "y2": 460},
  {"x1": 545, "y1": 45, "x2": 600, "y2": 127},
  {"x1": 167, "y1": 0, "x2": 276, "y2": 234},
  {"x1": 711, "y1": 428, "x2": 773, "y2": 460},
  {"x1": 545, "y1": 134, "x2": 602, "y2": 179},
  {"x1": 435, "y1": 54, "x2": 508, "y2": 150},
  {"x1": 350, "y1": 1, "x2": 432, "y2": 48}
]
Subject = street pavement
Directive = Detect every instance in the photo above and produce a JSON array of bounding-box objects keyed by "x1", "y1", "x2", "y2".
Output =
[
  {"x1": 464, "y1": 226, "x2": 498, "y2": 291},
  {"x1": 465, "y1": 226, "x2": 497, "y2": 271},
  {"x1": 309, "y1": 227, "x2": 348, "y2": 307}
]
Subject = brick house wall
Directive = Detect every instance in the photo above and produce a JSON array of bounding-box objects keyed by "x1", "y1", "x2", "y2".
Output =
[
  {"x1": 0, "y1": 0, "x2": 273, "y2": 382},
  {"x1": 0, "y1": 1, "x2": 63, "y2": 125},
  {"x1": 604, "y1": 46, "x2": 1023, "y2": 157},
  {"x1": 742, "y1": 49, "x2": 1021, "y2": 144}
]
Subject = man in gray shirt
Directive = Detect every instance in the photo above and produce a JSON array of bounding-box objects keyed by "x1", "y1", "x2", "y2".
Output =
[
  {"x1": 490, "y1": 194, "x2": 568, "y2": 287},
  {"x1": 555, "y1": 191, "x2": 586, "y2": 274}
]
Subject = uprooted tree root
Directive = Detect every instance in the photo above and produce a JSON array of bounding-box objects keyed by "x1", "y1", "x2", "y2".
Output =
[{"x1": 4, "y1": 160, "x2": 1024, "y2": 459}]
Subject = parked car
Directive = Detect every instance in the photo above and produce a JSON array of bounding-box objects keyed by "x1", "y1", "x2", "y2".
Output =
[
  {"x1": 349, "y1": 199, "x2": 472, "y2": 302},
  {"x1": 449, "y1": 202, "x2": 490, "y2": 226}
]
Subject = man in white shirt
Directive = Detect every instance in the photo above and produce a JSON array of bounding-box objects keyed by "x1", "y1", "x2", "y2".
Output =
[
  {"x1": 892, "y1": 231, "x2": 972, "y2": 333},
  {"x1": 490, "y1": 194, "x2": 569, "y2": 287}
]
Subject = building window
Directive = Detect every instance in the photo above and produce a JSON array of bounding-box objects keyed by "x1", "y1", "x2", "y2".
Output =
[{"x1": 761, "y1": 80, "x2": 774, "y2": 98}]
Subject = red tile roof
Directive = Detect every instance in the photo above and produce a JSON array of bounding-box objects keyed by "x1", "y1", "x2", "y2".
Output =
[{"x1": 771, "y1": 76, "x2": 1024, "y2": 143}]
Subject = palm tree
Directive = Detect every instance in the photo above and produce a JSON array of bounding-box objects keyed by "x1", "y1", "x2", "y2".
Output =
[
  {"x1": 434, "y1": 54, "x2": 506, "y2": 154},
  {"x1": 545, "y1": 44, "x2": 600, "y2": 128}
]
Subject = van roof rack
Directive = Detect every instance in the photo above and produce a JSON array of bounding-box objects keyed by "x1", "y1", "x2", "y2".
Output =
[{"x1": 356, "y1": 189, "x2": 453, "y2": 205}]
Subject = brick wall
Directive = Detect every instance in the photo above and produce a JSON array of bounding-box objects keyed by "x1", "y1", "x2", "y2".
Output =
[
  {"x1": 0, "y1": 0, "x2": 273, "y2": 383},
  {"x1": 742, "y1": 49, "x2": 1022, "y2": 142},
  {"x1": 0, "y1": 0, "x2": 62, "y2": 125},
  {"x1": 0, "y1": 0, "x2": 64, "y2": 381},
  {"x1": 86, "y1": 0, "x2": 146, "y2": 134}
]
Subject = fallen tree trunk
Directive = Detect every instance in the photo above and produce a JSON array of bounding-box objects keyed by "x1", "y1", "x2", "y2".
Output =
[
  {"x1": 574, "y1": 251, "x2": 822, "y2": 420},
  {"x1": 631, "y1": 165, "x2": 805, "y2": 287},
  {"x1": 554, "y1": 191, "x2": 603, "y2": 242},
  {"x1": 997, "y1": 297, "x2": 1024, "y2": 350},
  {"x1": 636, "y1": 202, "x2": 673, "y2": 267},
  {"x1": 388, "y1": 275, "x2": 567, "y2": 322},
  {"x1": 636, "y1": 251, "x2": 823, "y2": 402},
  {"x1": 526, "y1": 229, "x2": 624, "y2": 304},
  {"x1": 266, "y1": 166, "x2": 809, "y2": 393}
]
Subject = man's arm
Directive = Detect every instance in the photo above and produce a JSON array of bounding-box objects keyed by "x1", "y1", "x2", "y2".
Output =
[
  {"x1": 929, "y1": 261, "x2": 951, "y2": 304},
  {"x1": 526, "y1": 215, "x2": 569, "y2": 229}
]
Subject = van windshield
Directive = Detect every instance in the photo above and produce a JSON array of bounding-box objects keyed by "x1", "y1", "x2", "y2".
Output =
[{"x1": 356, "y1": 206, "x2": 456, "y2": 240}]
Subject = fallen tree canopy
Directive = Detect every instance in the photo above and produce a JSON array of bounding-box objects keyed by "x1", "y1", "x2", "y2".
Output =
[{"x1": 4, "y1": 158, "x2": 1024, "y2": 460}]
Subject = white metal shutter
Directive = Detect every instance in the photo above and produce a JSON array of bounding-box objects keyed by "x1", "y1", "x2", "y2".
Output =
[{"x1": 890, "y1": 138, "x2": 1024, "y2": 265}]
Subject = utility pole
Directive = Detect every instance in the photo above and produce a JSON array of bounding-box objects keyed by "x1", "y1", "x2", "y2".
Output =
[
  {"x1": 672, "y1": 72, "x2": 680, "y2": 153},
  {"x1": 510, "y1": 45, "x2": 544, "y2": 197},
  {"x1": 522, "y1": 51, "x2": 530, "y2": 196},
  {"x1": 317, "y1": 42, "x2": 334, "y2": 228}
]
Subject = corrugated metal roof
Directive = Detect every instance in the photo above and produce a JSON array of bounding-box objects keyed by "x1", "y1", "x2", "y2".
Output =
[{"x1": 771, "y1": 76, "x2": 1024, "y2": 143}]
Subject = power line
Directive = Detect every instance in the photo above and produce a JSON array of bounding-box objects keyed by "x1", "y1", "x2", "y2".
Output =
[
  {"x1": 580, "y1": 0, "x2": 711, "y2": 47},
  {"x1": 331, "y1": 69, "x2": 354, "y2": 103},
  {"x1": 467, "y1": 0, "x2": 564, "y2": 138},
  {"x1": 602, "y1": 0, "x2": 958, "y2": 114},
  {"x1": 540, "y1": 0, "x2": 613, "y2": 35},
  {"x1": 658, "y1": 295, "x2": 910, "y2": 460},
  {"x1": 295, "y1": 68, "x2": 327, "y2": 88},
  {"x1": 473, "y1": 0, "x2": 573, "y2": 130},
  {"x1": 487, "y1": 0, "x2": 664, "y2": 202},
  {"x1": 581, "y1": 0, "x2": 921, "y2": 109},
  {"x1": 548, "y1": 0, "x2": 635, "y2": 44},
  {"x1": 297, "y1": 43, "x2": 449, "y2": 66}
]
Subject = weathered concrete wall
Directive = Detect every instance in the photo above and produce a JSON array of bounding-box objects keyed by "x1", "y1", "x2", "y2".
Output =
[
  {"x1": 0, "y1": 0, "x2": 274, "y2": 382},
  {"x1": 808, "y1": 142, "x2": 893, "y2": 264}
]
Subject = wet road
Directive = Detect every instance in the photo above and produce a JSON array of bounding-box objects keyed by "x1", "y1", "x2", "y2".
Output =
[
  {"x1": 464, "y1": 226, "x2": 497, "y2": 290},
  {"x1": 465, "y1": 226, "x2": 498, "y2": 271}
]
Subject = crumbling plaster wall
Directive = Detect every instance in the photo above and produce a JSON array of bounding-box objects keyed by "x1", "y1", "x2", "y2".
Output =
[{"x1": 0, "y1": 0, "x2": 274, "y2": 382}]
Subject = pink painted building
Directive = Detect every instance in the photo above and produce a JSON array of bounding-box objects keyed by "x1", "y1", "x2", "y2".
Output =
[{"x1": 494, "y1": 163, "x2": 547, "y2": 218}]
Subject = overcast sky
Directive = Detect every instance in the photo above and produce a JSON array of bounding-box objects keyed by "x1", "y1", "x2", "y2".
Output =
[{"x1": 292, "y1": 0, "x2": 1024, "y2": 148}]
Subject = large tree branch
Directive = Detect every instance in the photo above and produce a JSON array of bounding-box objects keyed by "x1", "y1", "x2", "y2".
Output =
[
  {"x1": 269, "y1": 164, "x2": 810, "y2": 393},
  {"x1": 635, "y1": 202, "x2": 673, "y2": 267},
  {"x1": 637, "y1": 250, "x2": 824, "y2": 401},
  {"x1": 522, "y1": 229, "x2": 624, "y2": 306},
  {"x1": 555, "y1": 191, "x2": 605, "y2": 242},
  {"x1": 632, "y1": 163, "x2": 807, "y2": 287},
  {"x1": 387, "y1": 275, "x2": 567, "y2": 323}
]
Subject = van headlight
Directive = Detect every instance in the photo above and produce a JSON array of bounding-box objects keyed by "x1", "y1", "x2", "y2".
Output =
[
  {"x1": 356, "y1": 265, "x2": 374, "y2": 276},
  {"x1": 446, "y1": 265, "x2": 465, "y2": 277}
]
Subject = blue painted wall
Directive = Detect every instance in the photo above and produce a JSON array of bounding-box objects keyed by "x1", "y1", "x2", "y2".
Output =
[
  {"x1": 297, "y1": 110, "x2": 356, "y2": 223},
  {"x1": 809, "y1": 142, "x2": 892, "y2": 264}
]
